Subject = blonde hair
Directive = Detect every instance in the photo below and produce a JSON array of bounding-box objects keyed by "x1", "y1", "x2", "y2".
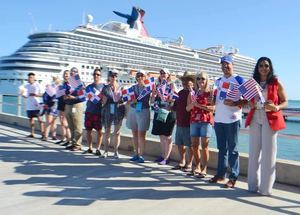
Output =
[{"x1": 195, "y1": 71, "x2": 210, "y2": 92}]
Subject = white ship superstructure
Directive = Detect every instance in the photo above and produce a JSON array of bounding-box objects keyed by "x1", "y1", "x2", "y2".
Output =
[{"x1": 0, "y1": 7, "x2": 256, "y2": 94}]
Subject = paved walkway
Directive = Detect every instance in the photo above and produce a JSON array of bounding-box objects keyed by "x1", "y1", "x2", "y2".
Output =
[{"x1": 0, "y1": 122, "x2": 300, "y2": 215}]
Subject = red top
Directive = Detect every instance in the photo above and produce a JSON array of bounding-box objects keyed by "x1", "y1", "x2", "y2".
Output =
[
  {"x1": 245, "y1": 78, "x2": 286, "y2": 131},
  {"x1": 190, "y1": 91, "x2": 213, "y2": 124},
  {"x1": 173, "y1": 89, "x2": 190, "y2": 127}
]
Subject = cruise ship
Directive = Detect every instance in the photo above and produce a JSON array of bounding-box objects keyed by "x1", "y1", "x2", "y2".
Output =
[{"x1": 0, "y1": 6, "x2": 256, "y2": 94}]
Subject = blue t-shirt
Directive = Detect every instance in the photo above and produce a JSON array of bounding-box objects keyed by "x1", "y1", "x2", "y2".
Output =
[{"x1": 85, "y1": 83, "x2": 103, "y2": 114}]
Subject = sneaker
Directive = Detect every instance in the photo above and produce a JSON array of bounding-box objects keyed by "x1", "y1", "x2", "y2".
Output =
[
  {"x1": 62, "y1": 141, "x2": 70, "y2": 146},
  {"x1": 95, "y1": 149, "x2": 101, "y2": 156},
  {"x1": 55, "y1": 139, "x2": 64, "y2": 144},
  {"x1": 83, "y1": 149, "x2": 93, "y2": 154},
  {"x1": 65, "y1": 145, "x2": 74, "y2": 150},
  {"x1": 114, "y1": 151, "x2": 120, "y2": 159},
  {"x1": 102, "y1": 152, "x2": 108, "y2": 158},
  {"x1": 129, "y1": 154, "x2": 139, "y2": 162},
  {"x1": 159, "y1": 159, "x2": 168, "y2": 165},
  {"x1": 137, "y1": 156, "x2": 145, "y2": 163},
  {"x1": 154, "y1": 156, "x2": 164, "y2": 162},
  {"x1": 27, "y1": 134, "x2": 35, "y2": 138}
]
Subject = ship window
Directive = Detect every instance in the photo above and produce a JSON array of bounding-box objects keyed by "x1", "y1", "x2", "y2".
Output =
[
  {"x1": 82, "y1": 65, "x2": 85, "y2": 68},
  {"x1": 87, "y1": 66, "x2": 89, "y2": 69},
  {"x1": 81, "y1": 72, "x2": 84, "y2": 75}
]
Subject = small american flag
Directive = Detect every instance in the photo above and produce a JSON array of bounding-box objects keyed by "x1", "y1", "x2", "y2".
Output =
[
  {"x1": 226, "y1": 82, "x2": 240, "y2": 101},
  {"x1": 45, "y1": 84, "x2": 57, "y2": 97},
  {"x1": 238, "y1": 78, "x2": 262, "y2": 101},
  {"x1": 68, "y1": 74, "x2": 83, "y2": 90},
  {"x1": 56, "y1": 85, "x2": 66, "y2": 98},
  {"x1": 190, "y1": 90, "x2": 196, "y2": 102}
]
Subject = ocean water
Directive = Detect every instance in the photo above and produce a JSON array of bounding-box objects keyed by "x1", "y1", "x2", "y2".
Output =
[{"x1": 1, "y1": 96, "x2": 300, "y2": 162}]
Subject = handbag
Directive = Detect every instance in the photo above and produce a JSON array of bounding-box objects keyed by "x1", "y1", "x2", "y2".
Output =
[{"x1": 156, "y1": 108, "x2": 170, "y2": 123}]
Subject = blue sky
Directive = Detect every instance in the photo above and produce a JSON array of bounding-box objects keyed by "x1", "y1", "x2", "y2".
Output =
[{"x1": 1, "y1": 0, "x2": 299, "y2": 99}]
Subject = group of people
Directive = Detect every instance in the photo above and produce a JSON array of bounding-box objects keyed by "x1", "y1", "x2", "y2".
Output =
[{"x1": 20, "y1": 55, "x2": 287, "y2": 196}]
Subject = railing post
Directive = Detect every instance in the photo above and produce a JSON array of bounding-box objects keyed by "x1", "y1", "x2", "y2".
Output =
[{"x1": 17, "y1": 95, "x2": 22, "y2": 116}]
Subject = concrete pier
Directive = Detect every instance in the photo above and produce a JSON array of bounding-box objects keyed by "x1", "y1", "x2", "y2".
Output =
[{"x1": 0, "y1": 122, "x2": 300, "y2": 214}]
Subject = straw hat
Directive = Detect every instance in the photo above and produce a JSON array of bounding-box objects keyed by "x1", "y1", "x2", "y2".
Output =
[{"x1": 179, "y1": 71, "x2": 195, "y2": 82}]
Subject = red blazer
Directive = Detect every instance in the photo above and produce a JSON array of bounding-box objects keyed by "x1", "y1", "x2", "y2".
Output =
[{"x1": 245, "y1": 78, "x2": 286, "y2": 131}]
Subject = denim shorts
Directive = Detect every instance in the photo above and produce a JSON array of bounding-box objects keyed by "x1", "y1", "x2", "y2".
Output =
[
  {"x1": 175, "y1": 126, "x2": 191, "y2": 147},
  {"x1": 190, "y1": 122, "x2": 213, "y2": 137}
]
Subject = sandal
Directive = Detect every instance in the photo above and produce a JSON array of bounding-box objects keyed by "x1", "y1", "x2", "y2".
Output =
[
  {"x1": 172, "y1": 164, "x2": 185, "y2": 170},
  {"x1": 187, "y1": 170, "x2": 201, "y2": 176},
  {"x1": 196, "y1": 172, "x2": 207, "y2": 179},
  {"x1": 183, "y1": 166, "x2": 193, "y2": 172}
]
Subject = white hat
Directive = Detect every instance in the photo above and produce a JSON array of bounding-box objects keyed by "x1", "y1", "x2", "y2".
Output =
[
  {"x1": 160, "y1": 68, "x2": 170, "y2": 74},
  {"x1": 136, "y1": 69, "x2": 147, "y2": 76}
]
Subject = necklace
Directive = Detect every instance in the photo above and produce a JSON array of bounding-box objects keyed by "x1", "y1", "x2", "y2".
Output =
[{"x1": 260, "y1": 81, "x2": 267, "y2": 89}]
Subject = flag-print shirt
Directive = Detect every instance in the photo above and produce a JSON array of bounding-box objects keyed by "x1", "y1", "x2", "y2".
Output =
[
  {"x1": 214, "y1": 75, "x2": 244, "y2": 123},
  {"x1": 85, "y1": 83, "x2": 103, "y2": 114},
  {"x1": 190, "y1": 91, "x2": 213, "y2": 124}
]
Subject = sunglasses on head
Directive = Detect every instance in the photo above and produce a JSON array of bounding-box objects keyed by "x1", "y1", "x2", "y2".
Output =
[
  {"x1": 196, "y1": 77, "x2": 206, "y2": 81},
  {"x1": 259, "y1": 64, "x2": 269, "y2": 68}
]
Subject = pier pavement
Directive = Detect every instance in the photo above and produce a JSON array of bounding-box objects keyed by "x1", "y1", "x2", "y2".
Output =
[{"x1": 0, "y1": 122, "x2": 300, "y2": 215}]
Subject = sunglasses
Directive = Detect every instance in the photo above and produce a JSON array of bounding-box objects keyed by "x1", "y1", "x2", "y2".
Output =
[
  {"x1": 259, "y1": 64, "x2": 269, "y2": 68},
  {"x1": 196, "y1": 77, "x2": 206, "y2": 81},
  {"x1": 94, "y1": 73, "x2": 101, "y2": 76},
  {"x1": 136, "y1": 74, "x2": 144, "y2": 78}
]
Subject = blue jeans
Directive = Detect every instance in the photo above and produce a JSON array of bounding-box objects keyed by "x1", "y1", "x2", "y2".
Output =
[{"x1": 214, "y1": 121, "x2": 240, "y2": 180}]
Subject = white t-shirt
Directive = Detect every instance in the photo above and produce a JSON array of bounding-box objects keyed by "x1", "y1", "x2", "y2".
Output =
[
  {"x1": 214, "y1": 75, "x2": 244, "y2": 123},
  {"x1": 24, "y1": 82, "x2": 43, "y2": 111}
]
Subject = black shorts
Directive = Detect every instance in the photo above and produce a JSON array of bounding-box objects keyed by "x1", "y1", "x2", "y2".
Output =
[
  {"x1": 27, "y1": 110, "x2": 40, "y2": 119},
  {"x1": 151, "y1": 111, "x2": 176, "y2": 136},
  {"x1": 57, "y1": 98, "x2": 65, "y2": 111}
]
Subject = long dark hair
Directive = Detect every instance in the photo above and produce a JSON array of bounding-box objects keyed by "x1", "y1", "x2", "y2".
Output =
[{"x1": 253, "y1": 57, "x2": 276, "y2": 84}]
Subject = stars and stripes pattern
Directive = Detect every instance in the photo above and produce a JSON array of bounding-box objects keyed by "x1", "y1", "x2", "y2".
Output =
[
  {"x1": 56, "y1": 85, "x2": 66, "y2": 98},
  {"x1": 226, "y1": 82, "x2": 240, "y2": 101},
  {"x1": 68, "y1": 74, "x2": 83, "y2": 91},
  {"x1": 238, "y1": 78, "x2": 263, "y2": 101},
  {"x1": 45, "y1": 84, "x2": 57, "y2": 97}
]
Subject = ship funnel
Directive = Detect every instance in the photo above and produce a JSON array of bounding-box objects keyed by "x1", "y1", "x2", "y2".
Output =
[{"x1": 86, "y1": 14, "x2": 94, "y2": 24}]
